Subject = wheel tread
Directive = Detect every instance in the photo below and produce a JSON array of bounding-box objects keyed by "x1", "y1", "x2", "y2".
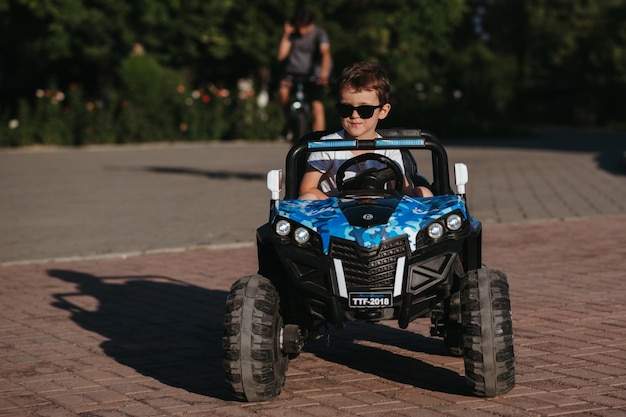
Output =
[
  {"x1": 223, "y1": 275, "x2": 288, "y2": 401},
  {"x1": 461, "y1": 268, "x2": 515, "y2": 397}
]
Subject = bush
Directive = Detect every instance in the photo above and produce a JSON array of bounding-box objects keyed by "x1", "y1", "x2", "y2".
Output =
[
  {"x1": 0, "y1": 57, "x2": 299, "y2": 147},
  {"x1": 116, "y1": 52, "x2": 178, "y2": 142},
  {"x1": 231, "y1": 79, "x2": 285, "y2": 140}
]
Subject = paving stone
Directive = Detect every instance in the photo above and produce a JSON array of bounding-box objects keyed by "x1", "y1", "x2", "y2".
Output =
[{"x1": 1, "y1": 130, "x2": 626, "y2": 416}]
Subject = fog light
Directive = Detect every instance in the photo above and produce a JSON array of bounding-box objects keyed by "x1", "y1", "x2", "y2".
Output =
[
  {"x1": 428, "y1": 223, "x2": 444, "y2": 239},
  {"x1": 275, "y1": 220, "x2": 291, "y2": 236},
  {"x1": 446, "y1": 214, "x2": 463, "y2": 231},
  {"x1": 294, "y1": 227, "x2": 310, "y2": 244}
]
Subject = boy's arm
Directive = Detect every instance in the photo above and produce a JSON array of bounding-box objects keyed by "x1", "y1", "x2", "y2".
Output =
[
  {"x1": 401, "y1": 177, "x2": 433, "y2": 197},
  {"x1": 299, "y1": 167, "x2": 327, "y2": 199}
]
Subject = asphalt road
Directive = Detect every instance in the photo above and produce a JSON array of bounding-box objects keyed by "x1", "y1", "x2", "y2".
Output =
[{"x1": 1, "y1": 126, "x2": 624, "y2": 264}]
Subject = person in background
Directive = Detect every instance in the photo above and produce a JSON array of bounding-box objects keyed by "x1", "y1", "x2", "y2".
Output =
[{"x1": 277, "y1": 7, "x2": 332, "y2": 135}]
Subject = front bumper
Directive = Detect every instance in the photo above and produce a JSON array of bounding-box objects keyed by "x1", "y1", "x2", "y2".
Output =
[{"x1": 257, "y1": 225, "x2": 467, "y2": 329}]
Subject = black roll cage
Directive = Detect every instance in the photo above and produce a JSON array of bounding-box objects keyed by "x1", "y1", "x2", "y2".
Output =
[{"x1": 283, "y1": 129, "x2": 453, "y2": 200}]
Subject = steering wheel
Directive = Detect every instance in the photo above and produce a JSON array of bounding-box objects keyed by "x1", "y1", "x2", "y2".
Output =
[{"x1": 336, "y1": 153, "x2": 404, "y2": 194}]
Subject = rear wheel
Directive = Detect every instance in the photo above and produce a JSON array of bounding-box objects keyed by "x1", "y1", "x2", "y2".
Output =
[
  {"x1": 290, "y1": 110, "x2": 309, "y2": 143},
  {"x1": 443, "y1": 291, "x2": 463, "y2": 357},
  {"x1": 223, "y1": 275, "x2": 288, "y2": 401},
  {"x1": 460, "y1": 268, "x2": 515, "y2": 397}
]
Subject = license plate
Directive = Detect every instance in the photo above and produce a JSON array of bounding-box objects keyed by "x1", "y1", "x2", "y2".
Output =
[{"x1": 349, "y1": 292, "x2": 393, "y2": 308}]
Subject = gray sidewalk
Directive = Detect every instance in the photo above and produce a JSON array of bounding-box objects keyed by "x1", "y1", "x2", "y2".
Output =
[{"x1": 1, "y1": 127, "x2": 624, "y2": 264}]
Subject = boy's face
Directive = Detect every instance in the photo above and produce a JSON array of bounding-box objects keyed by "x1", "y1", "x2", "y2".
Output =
[{"x1": 338, "y1": 89, "x2": 391, "y2": 140}]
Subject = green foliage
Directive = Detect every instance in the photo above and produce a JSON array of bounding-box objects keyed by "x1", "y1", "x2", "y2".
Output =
[
  {"x1": 442, "y1": 42, "x2": 517, "y2": 134},
  {"x1": 1, "y1": 0, "x2": 625, "y2": 146},
  {"x1": 500, "y1": 0, "x2": 626, "y2": 126},
  {"x1": 323, "y1": 0, "x2": 465, "y2": 92},
  {"x1": 119, "y1": 52, "x2": 164, "y2": 106},
  {"x1": 232, "y1": 96, "x2": 285, "y2": 141},
  {"x1": 0, "y1": 99, "x2": 33, "y2": 147}
]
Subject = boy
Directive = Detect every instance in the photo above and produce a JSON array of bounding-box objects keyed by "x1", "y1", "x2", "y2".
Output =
[{"x1": 298, "y1": 61, "x2": 433, "y2": 200}]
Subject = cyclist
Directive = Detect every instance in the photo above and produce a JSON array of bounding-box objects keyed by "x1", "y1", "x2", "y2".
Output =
[{"x1": 277, "y1": 7, "x2": 332, "y2": 136}]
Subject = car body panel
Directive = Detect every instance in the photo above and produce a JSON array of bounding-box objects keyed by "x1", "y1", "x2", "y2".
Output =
[{"x1": 272, "y1": 195, "x2": 468, "y2": 253}]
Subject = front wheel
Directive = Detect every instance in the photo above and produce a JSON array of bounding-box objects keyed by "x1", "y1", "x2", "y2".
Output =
[
  {"x1": 460, "y1": 268, "x2": 515, "y2": 397},
  {"x1": 223, "y1": 275, "x2": 288, "y2": 401}
]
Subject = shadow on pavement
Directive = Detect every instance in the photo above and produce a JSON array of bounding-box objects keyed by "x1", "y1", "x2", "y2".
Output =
[
  {"x1": 142, "y1": 166, "x2": 265, "y2": 181},
  {"x1": 443, "y1": 127, "x2": 625, "y2": 176},
  {"x1": 303, "y1": 322, "x2": 469, "y2": 396},
  {"x1": 103, "y1": 165, "x2": 266, "y2": 181},
  {"x1": 47, "y1": 269, "x2": 468, "y2": 398},
  {"x1": 47, "y1": 269, "x2": 233, "y2": 400}
]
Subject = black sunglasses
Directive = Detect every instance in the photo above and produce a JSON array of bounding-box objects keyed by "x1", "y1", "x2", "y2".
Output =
[{"x1": 335, "y1": 103, "x2": 383, "y2": 119}]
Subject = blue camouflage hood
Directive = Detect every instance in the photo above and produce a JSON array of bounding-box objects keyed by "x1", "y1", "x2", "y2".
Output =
[{"x1": 273, "y1": 195, "x2": 468, "y2": 253}]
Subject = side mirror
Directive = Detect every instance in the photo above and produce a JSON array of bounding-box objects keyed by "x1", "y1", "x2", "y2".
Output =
[
  {"x1": 267, "y1": 169, "x2": 282, "y2": 200},
  {"x1": 454, "y1": 163, "x2": 468, "y2": 195}
]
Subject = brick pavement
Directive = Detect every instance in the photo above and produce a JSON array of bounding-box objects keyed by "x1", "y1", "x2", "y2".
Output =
[
  {"x1": 1, "y1": 127, "x2": 625, "y2": 415},
  {"x1": 2, "y1": 214, "x2": 626, "y2": 416}
]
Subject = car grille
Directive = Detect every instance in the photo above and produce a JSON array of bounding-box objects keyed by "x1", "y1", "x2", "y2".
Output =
[{"x1": 329, "y1": 236, "x2": 409, "y2": 289}]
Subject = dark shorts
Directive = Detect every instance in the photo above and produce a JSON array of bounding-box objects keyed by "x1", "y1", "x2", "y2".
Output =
[{"x1": 283, "y1": 74, "x2": 326, "y2": 102}]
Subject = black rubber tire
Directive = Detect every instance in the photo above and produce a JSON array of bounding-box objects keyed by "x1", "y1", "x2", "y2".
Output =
[
  {"x1": 460, "y1": 268, "x2": 515, "y2": 397},
  {"x1": 443, "y1": 290, "x2": 463, "y2": 357},
  {"x1": 223, "y1": 275, "x2": 289, "y2": 401}
]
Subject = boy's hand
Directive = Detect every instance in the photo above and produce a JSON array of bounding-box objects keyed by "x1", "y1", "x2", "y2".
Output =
[{"x1": 403, "y1": 185, "x2": 433, "y2": 198}]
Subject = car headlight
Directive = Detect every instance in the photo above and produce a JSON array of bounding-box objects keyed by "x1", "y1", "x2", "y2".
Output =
[
  {"x1": 275, "y1": 219, "x2": 291, "y2": 236},
  {"x1": 446, "y1": 214, "x2": 463, "y2": 231},
  {"x1": 427, "y1": 222, "x2": 444, "y2": 239},
  {"x1": 294, "y1": 227, "x2": 310, "y2": 244}
]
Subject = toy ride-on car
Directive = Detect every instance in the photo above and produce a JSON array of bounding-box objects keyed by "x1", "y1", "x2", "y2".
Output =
[{"x1": 222, "y1": 129, "x2": 515, "y2": 401}]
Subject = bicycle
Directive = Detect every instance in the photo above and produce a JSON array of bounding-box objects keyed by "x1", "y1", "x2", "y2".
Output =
[{"x1": 284, "y1": 75, "x2": 314, "y2": 143}]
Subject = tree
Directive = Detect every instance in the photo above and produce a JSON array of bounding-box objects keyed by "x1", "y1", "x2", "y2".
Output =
[{"x1": 479, "y1": 0, "x2": 626, "y2": 126}]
